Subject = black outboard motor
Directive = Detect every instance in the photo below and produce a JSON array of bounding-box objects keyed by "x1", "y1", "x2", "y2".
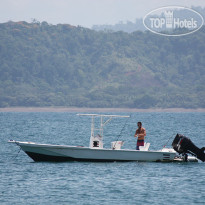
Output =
[{"x1": 172, "y1": 134, "x2": 205, "y2": 162}]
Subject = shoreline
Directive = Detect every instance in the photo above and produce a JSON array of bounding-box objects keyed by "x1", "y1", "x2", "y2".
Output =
[{"x1": 0, "y1": 107, "x2": 205, "y2": 113}]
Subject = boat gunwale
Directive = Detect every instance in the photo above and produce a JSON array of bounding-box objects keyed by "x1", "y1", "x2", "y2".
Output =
[{"x1": 11, "y1": 141, "x2": 176, "y2": 155}]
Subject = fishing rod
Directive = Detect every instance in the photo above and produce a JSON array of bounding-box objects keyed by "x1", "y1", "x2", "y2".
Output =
[
  {"x1": 162, "y1": 134, "x2": 175, "y2": 149},
  {"x1": 112, "y1": 115, "x2": 130, "y2": 149}
]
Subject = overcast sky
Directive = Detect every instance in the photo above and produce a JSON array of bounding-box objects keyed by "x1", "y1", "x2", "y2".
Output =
[{"x1": 0, "y1": 0, "x2": 205, "y2": 28}]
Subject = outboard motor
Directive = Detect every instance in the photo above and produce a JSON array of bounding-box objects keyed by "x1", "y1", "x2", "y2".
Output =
[{"x1": 172, "y1": 134, "x2": 205, "y2": 162}]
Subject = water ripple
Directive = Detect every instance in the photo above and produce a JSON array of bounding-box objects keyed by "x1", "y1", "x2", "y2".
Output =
[{"x1": 0, "y1": 112, "x2": 204, "y2": 204}]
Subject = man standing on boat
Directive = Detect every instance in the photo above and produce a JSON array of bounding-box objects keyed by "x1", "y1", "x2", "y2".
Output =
[{"x1": 135, "y1": 122, "x2": 146, "y2": 150}]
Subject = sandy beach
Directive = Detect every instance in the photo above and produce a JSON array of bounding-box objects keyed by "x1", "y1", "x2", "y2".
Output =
[{"x1": 0, "y1": 107, "x2": 204, "y2": 112}]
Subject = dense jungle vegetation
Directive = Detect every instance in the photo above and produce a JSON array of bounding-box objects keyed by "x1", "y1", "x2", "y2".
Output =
[{"x1": 0, "y1": 21, "x2": 204, "y2": 108}]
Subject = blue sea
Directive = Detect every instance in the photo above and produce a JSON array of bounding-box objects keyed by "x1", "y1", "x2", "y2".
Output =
[{"x1": 0, "y1": 111, "x2": 204, "y2": 205}]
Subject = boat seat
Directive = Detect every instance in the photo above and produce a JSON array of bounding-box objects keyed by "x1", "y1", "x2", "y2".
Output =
[
  {"x1": 139, "y1": 142, "x2": 150, "y2": 151},
  {"x1": 111, "y1": 141, "x2": 124, "y2": 150}
]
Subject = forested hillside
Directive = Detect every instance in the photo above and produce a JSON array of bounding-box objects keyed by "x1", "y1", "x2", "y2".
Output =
[{"x1": 0, "y1": 21, "x2": 205, "y2": 108}]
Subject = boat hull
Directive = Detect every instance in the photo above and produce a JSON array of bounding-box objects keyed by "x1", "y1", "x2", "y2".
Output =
[{"x1": 12, "y1": 141, "x2": 176, "y2": 162}]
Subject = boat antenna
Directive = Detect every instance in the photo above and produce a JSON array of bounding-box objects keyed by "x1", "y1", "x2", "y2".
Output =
[{"x1": 113, "y1": 115, "x2": 130, "y2": 149}]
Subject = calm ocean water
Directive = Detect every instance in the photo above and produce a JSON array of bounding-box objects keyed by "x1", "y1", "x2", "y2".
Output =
[{"x1": 0, "y1": 112, "x2": 204, "y2": 205}]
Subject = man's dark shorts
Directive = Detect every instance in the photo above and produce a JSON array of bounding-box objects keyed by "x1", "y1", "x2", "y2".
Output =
[{"x1": 136, "y1": 140, "x2": 144, "y2": 150}]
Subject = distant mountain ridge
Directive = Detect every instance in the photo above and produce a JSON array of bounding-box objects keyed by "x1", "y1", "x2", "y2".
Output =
[
  {"x1": 0, "y1": 21, "x2": 204, "y2": 108},
  {"x1": 92, "y1": 6, "x2": 205, "y2": 33}
]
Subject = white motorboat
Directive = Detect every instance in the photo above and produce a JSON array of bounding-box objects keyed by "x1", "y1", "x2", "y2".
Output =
[{"x1": 9, "y1": 114, "x2": 195, "y2": 162}]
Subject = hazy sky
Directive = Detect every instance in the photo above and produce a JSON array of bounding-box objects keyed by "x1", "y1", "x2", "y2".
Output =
[{"x1": 0, "y1": 0, "x2": 205, "y2": 27}]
